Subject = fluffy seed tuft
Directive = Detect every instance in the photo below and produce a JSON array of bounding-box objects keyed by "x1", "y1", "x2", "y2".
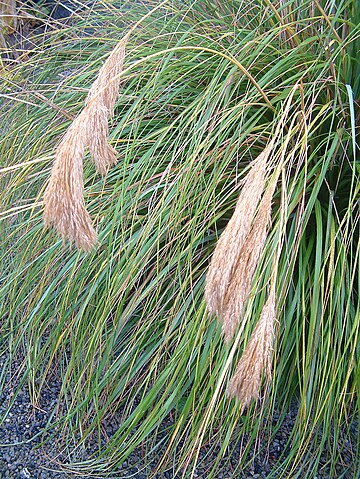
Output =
[
  {"x1": 205, "y1": 141, "x2": 276, "y2": 342},
  {"x1": 227, "y1": 287, "x2": 276, "y2": 408},
  {"x1": 43, "y1": 37, "x2": 128, "y2": 250}
]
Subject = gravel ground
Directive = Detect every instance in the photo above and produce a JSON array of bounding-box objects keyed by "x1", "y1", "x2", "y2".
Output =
[{"x1": 0, "y1": 353, "x2": 358, "y2": 479}]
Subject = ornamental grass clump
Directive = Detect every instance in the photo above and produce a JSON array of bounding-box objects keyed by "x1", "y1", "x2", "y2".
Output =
[{"x1": 0, "y1": 0, "x2": 359, "y2": 478}]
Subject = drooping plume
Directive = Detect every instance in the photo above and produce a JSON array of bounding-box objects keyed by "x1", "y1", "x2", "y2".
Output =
[
  {"x1": 43, "y1": 36, "x2": 128, "y2": 250},
  {"x1": 43, "y1": 114, "x2": 97, "y2": 251},
  {"x1": 227, "y1": 285, "x2": 276, "y2": 408},
  {"x1": 86, "y1": 38, "x2": 127, "y2": 174},
  {"x1": 205, "y1": 141, "x2": 275, "y2": 342}
]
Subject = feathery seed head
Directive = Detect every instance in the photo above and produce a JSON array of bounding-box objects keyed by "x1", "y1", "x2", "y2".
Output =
[
  {"x1": 227, "y1": 287, "x2": 276, "y2": 408},
  {"x1": 43, "y1": 114, "x2": 98, "y2": 251},
  {"x1": 43, "y1": 37, "x2": 128, "y2": 250},
  {"x1": 205, "y1": 142, "x2": 276, "y2": 341}
]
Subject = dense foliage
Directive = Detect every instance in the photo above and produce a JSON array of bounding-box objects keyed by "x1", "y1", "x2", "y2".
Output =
[{"x1": 0, "y1": 0, "x2": 359, "y2": 477}]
